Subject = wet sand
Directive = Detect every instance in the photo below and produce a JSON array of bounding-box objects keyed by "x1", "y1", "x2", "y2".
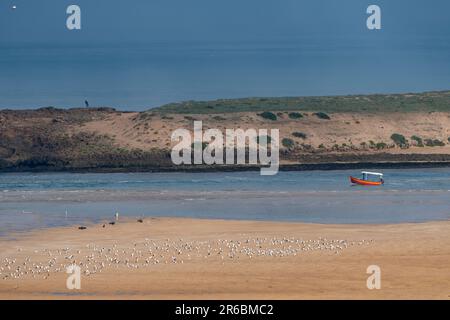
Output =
[{"x1": 0, "y1": 218, "x2": 449, "y2": 299}]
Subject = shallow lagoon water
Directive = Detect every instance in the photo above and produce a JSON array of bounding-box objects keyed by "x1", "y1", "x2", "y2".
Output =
[{"x1": 1, "y1": 168, "x2": 450, "y2": 235}]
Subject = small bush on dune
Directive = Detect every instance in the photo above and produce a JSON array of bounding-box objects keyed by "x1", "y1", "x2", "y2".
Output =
[
  {"x1": 424, "y1": 139, "x2": 445, "y2": 147},
  {"x1": 258, "y1": 112, "x2": 277, "y2": 121},
  {"x1": 391, "y1": 133, "x2": 408, "y2": 147},
  {"x1": 313, "y1": 112, "x2": 331, "y2": 120},
  {"x1": 411, "y1": 135, "x2": 424, "y2": 147},
  {"x1": 282, "y1": 138, "x2": 295, "y2": 148},
  {"x1": 292, "y1": 132, "x2": 307, "y2": 139},
  {"x1": 288, "y1": 112, "x2": 303, "y2": 119}
]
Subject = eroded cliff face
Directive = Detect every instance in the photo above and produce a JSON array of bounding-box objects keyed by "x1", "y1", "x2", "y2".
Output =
[{"x1": 0, "y1": 107, "x2": 167, "y2": 170}]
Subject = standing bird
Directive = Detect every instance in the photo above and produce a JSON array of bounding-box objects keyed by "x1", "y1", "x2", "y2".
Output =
[{"x1": 84, "y1": 100, "x2": 89, "y2": 108}]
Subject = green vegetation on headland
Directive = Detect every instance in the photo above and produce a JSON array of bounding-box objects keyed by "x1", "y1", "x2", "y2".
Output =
[
  {"x1": 292, "y1": 132, "x2": 307, "y2": 139},
  {"x1": 152, "y1": 90, "x2": 450, "y2": 114},
  {"x1": 313, "y1": 112, "x2": 331, "y2": 120},
  {"x1": 288, "y1": 112, "x2": 303, "y2": 119},
  {"x1": 424, "y1": 139, "x2": 446, "y2": 147},
  {"x1": 258, "y1": 111, "x2": 277, "y2": 121},
  {"x1": 411, "y1": 135, "x2": 424, "y2": 147},
  {"x1": 391, "y1": 133, "x2": 408, "y2": 148},
  {"x1": 282, "y1": 138, "x2": 295, "y2": 149}
]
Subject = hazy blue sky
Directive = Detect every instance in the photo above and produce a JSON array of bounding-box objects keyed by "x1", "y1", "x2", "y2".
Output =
[{"x1": 1, "y1": 1, "x2": 450, "y2": 109}]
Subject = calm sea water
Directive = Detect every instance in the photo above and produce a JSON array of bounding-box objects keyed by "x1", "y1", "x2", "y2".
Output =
[
  {"x1": 1, "y1": 168, "x2": 449, "y2": 235},
  {"x1": 1, "y1": 38, "x2": 450, "y2": 110},
  {"x1": 2, "y1": 1, "x2": 450, "y2": 109}
]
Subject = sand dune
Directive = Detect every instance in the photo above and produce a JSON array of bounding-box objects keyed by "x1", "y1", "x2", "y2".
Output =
[{"x1": 80, "y1": 111, "x2": 450, "y2": 153}]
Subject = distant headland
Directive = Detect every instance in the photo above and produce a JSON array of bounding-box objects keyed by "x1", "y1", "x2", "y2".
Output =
[{"x1": 2, "y1": 90, "x2": 450, "y2": 172}]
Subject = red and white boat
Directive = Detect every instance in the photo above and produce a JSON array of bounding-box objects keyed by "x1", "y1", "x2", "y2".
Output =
[{"x1": 350, "y1": 171, "x2": 384, "y2": 186}]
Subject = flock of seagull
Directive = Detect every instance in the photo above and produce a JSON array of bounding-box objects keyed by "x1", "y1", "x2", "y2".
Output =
[{"x1": 1, "y1": 235, "x2": 373, "y2": 281}]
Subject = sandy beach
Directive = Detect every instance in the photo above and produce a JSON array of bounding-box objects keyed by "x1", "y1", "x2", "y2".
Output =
[{"x1": 0, "y1": 218, "x2": 449, "y2": 300}]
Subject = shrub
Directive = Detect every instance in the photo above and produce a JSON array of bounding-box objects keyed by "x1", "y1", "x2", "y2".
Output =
[
  {"x1": 376, "y1": 142, "x2": 387, "y2": 150},
  {"x1": 411, "y1": 135, "x2": 424, "y2": 147},
  {"x1": 424, "y1": 139, "x2": 445, "y2": 147},
  {"x1": 288, "y1": 112, "x2": 303, "y2": 119},
  {"x1": 391, "y1": 133, "x2": 408, "y2": 147},
  {"x1": 314, "y1": 112, "x2": 331, "y2": 120},
  {"x1": 258, "y1": 111, "x2": 277, "y2": 121},
  {"x1": 292, "y1": 132, "x2": 307, "y2": 139},
  {"x1": 282, "y1": 138, "x2": 295, "y2": 149}
]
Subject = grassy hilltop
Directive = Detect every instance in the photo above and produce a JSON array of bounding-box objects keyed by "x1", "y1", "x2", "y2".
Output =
[{"x1": 153, "y1": 90, "x2": 450, "y2": 114}]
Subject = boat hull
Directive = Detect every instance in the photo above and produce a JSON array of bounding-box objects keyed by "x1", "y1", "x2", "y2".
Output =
[{"x1": 350, "y1": 176, "x2": 383, "y2": 186}]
